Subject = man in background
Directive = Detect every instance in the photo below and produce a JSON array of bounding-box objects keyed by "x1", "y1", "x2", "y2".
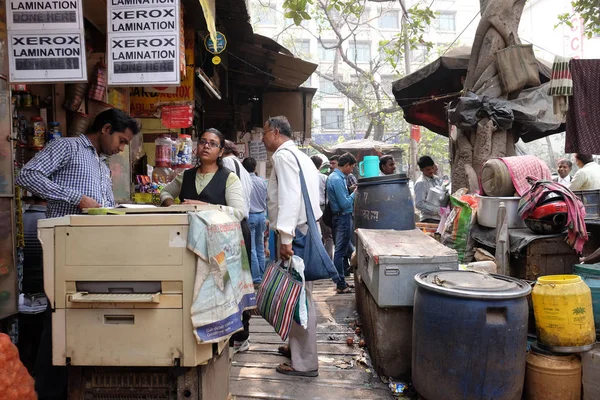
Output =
[
  {"x1": 329, "y1": 155, "x2": 339, "y2": 175},
  {"x1": 327, "y1": 153, "x2": 357, "y2": 294},
  {"x1": 570, "y1": 154, "x2": 600, "y2": 191},
  {"x1": 379, "y1": 155, "x2": 396, "y2": 175},
  {"x1": 311, "y1": 155, "x2": 334, "y2": 260},
  {"x1": 242, "y1": 157, "x2": 268, "y2": 285},
  {"x1": 414, "y1": 155, "x2": 442, "y2": 223},
  {"x1": 554, "y1": 159, "x2": 573, "y2": 186}
]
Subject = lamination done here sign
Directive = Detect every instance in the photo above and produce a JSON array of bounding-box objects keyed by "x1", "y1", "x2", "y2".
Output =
[
  {"x1": 7, "y1": 0, "x2": 83, "y2": 31},
  {"x1": 107, "y1": 0, "x2": 181, "y2": 86},
  {"x1": 5, "y1": 0, "x2": 87, "y2": 82}
]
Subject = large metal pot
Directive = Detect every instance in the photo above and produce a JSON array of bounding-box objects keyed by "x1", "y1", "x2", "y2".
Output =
[
  {"x1": 475, "y1": 194, "x2": 526, "y2": 228},
  {"x1": 426, "y1": 186, "x2": 449, "y2": 207}
]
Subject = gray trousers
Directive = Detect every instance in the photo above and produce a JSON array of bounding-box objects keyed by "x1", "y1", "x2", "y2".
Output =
[{"x1": 289, "y1": 281, "x2": 318, "y2": 372}]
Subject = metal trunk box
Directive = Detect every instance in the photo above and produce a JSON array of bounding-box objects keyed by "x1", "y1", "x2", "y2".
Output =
[{"x1": 356, "y1": 228, "x2": 458, "y2": 307}]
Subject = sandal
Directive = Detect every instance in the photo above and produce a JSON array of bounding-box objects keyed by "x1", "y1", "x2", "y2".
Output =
[
  {"x1": 276, "y1": 362, "x2": 318, "y2": 377},
  {"x1": 346, "y1": 283, "x2": 355, "y2": 289},
  {"x1": 336, "y1": 287, "x2": 353, "y2": 294},
  {"x1": 277, "y1": 345, "x2": 291, "y2": 358}
]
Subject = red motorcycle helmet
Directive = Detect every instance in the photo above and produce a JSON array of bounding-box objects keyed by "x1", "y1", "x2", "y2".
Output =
[{"x1": 524, "y1": 192, "x2": 569, "y2": 234}]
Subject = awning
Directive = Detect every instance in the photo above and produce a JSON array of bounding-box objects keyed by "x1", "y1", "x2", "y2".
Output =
[{"x1": 391, "y1": 46, "x2": 559, "y2": 141}]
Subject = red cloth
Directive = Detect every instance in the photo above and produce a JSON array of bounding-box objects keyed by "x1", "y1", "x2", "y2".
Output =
[{"x1": 499, "y1": 156, "x2": 551, "y2": 196}]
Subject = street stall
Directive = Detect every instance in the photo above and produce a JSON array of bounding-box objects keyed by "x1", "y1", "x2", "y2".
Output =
[{"x1": 0, "y1": 0, "x2": 317, "y2": 398}]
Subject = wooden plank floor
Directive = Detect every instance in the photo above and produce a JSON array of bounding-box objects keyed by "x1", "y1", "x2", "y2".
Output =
[{"x1": 230, "y1": 279, "x2": 394, "y2": 400}]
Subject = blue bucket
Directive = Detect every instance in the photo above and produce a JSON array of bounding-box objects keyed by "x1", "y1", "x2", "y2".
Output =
[{"x1": 359, "y1": 156, "x2": 379, "y2": 178}]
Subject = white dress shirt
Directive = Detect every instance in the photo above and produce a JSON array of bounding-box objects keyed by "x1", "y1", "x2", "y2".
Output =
[
  {"x1": 556, "y1": 175, "x2": 572, "y2": 187},
  {"x1": 222, "y1": 156, "x2": 252, "y2": 218},
  {"x1": 570, "y1": 162, "x2": 600, "y2": 191},
  {"x1": 267, "y1": 140, "x2": 322, "y2": 245}
]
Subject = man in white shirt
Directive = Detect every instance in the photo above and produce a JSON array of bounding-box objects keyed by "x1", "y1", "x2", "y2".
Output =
[
  {"x1": 554, "y1": 159, "x2": 573, "y2": 187},
  {"x1": 222, "y1": 140, "x2": 252, "y2": 219},
  {"x1": 263, "y1": 115, "x2": 320, "y2": 378},
  {"x1": 570, "y1": 154, "x2": 600, "y2": 191}
]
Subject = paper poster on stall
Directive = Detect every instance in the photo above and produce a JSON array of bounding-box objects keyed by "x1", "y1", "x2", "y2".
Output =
[
  {"x1": 5, "y1": 0, "x2": 87, "y2": 82},
  {"x1": 107, "y1": 0, "x2": 180, "y2": 86},
  {"x1": 7, "y1": 0, "x2": 83, "y2": 31}
]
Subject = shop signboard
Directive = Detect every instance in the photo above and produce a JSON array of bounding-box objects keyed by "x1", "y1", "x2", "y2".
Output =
[
  {"x1": 107, "y1": 0, "x2": 180, "y2": 86},
  {"x1": 8, "y1": 31, "x2": 86, "y2": 82},
  {"x1": 7, "y1": 0, "x2": 83, "y2": 31},
  {"x1": 5, "y1": 0, "x2": 87, "y2": 82},
  {"x1": 161, "y1": 103, "x2": 193, "y2": 129}
]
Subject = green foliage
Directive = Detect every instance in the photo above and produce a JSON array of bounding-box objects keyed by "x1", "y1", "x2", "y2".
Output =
[
  {"x1": 419, "y1": 129, "x2": 450, "y2": 173},
  {"x1": 557, "y1": 1, "x2": 600, "y2": 38}
]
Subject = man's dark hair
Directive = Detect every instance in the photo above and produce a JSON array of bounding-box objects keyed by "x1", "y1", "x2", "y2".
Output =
[
  {"x1": 242, "y1": 157, "x2": 257, "y2": 173},
  {"x1": 417, "y1": 155, "x2": 435, "y2": 169},
  {"x1": 88, "y1": 108, "x2": 140, "y2": 135},
  {"x1": 557, "y1": 159, "x2": 572, "y2": 169},
  {"x1": 310, "y1": 155, "x2": 322, "y2": 170},
  {"x1": 576, "y1": 154, "x2": 594, "y2": 165},
  {"x1": 330, "y1": 155, "x2": 340, "y2": 162},
  {"x1": 266, "y1": 116, "x2": 292, "y2": 138},
  {"x1": 223, "y1": 140, "x2": 239, "y2": 156},
  {"x1": 338, "y1": 153, "x2": 357, "y2": 167},
  {"x1": 379, "y1": 155, "x2": 393, "y2": 171}
]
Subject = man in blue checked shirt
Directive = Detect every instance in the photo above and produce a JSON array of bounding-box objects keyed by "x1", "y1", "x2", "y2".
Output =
[
  {"x1": 327, "y1": 152, "x2": 357, "y2": 294},
  {"x1": 16, "y1": 108, "x2": 140, "y2": 219},
  {"x1": 15, "y1": 108, "x2": 139, "y2": 400}
]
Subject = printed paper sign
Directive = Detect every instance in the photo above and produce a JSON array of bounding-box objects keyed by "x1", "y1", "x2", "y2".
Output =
[
  {"x1": 8, "y1": 31, "x2": 86, "y2": 82},
  {"x1": 7, "y1": 0, "x2": 83, "y2": 31},
  {"x1": 249, "y1": 141, "x2": 267, "y2": 161},
  {"x1": 108, "y1": 6, "x2": 178, "y2": 34},
  {"x1": 108, "y1": 34, "x2": 180, "y2": 85},
  {"x1": 107, "y1": 0, "x2": 180, "y2": 86}
]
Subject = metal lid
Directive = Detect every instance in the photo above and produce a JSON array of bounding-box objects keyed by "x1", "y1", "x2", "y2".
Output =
[
  {"x1": 357, "y1": 173, "x2": 409, "y2": 185},
  {"x1": 415, "y1": 270, "x2": 532, "y2": 299}
]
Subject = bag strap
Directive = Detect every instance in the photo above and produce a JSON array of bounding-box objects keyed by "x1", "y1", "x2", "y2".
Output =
[
  {"x1": 233, "y1": 159, "x2": 240, "y2": 178},
  {"x1": 281, "y1": 149, "x2": 318, "y2": 223}
]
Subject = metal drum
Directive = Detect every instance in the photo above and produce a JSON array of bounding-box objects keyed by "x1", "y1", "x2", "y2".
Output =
[{"x1": 354, "y1": 174, "x2": 415, "y2": 231}]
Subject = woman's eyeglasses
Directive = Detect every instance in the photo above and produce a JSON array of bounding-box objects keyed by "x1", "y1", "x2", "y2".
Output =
[{"x1": 198, "y1": 139, "x2": 221, "y2": 148}]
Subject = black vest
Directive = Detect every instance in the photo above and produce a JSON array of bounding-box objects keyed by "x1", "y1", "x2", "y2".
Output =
[{"x1": 179, "y1": 167, "x2": 231, "y2": 205}]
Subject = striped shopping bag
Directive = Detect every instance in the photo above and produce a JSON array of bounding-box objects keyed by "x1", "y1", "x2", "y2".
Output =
[{"x1": 256, "y1": 260, "x2": 303, "y2": 341}]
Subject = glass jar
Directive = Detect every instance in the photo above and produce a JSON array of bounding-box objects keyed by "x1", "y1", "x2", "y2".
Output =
[
  {"x1": 155, "y1": 134, "x2": 173, "y2": 168},
  {"x1": 30, "y1": 117, "x2": 46, "y2": 150},
  {"x1": 152, "y1": 167, "x2": 175, "y2": 185},
  {"x1": 174, "y1": 134, "x2": 193, "y2": 169}
]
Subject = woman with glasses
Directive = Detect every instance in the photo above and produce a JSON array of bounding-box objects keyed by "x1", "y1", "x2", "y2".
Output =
[{"x1": 159, "y1": 128, "x2": 245, "y2": 214}]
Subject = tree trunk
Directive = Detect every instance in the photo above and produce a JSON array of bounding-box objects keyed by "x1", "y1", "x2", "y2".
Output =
[{"x1": 452, "y1": 0, "x2": 527, "y2": 189}]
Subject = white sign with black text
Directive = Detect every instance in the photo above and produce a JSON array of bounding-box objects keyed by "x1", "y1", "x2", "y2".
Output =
[
  {"x1": 6, "y1": 0, "x2": 83, "y2": 31},
  {"x1": 8, "y1": 31, "x2": 86, "y2": 82},
  {"x1": 107, "y1": 0, "x2": 180, "y2": 85}
]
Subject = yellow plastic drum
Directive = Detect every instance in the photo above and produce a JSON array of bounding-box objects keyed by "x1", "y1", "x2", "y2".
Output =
[{"x1": 532, "y1": 275, "x2": 596, "y2": 352}]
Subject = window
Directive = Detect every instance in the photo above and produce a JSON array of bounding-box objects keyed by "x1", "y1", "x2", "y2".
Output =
[
  {"x1": 378, "y1": 11, "x2": 399, "y2": 29},
  {"x1": 436, "y1": 11, "x2": 456, "y2": 32},
  {"x1": 410, "y1": 44, "x2": 429, "y2": 63},
  {"x1": 321, "y1": 109, "x2": 345, "y2": 130},
  {"x1": 348, "y1": 41, "x2": 371, "y2": 63},
  {"x1": 319, "y1": 77, "x2": 339, "y2": 96},
  {"x1": 294, "y1": 39, "x2": 311, "y2": 57},
  {"x1": 319, "y1": 41, "x2": 337, "y2": 62}
]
